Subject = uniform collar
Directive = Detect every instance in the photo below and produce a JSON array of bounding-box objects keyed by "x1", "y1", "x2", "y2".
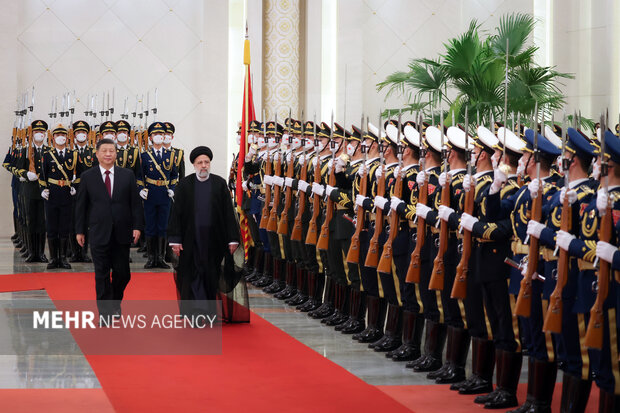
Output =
[{"x1": 568, "y1": 177, "x2": 588, "y2": 189}]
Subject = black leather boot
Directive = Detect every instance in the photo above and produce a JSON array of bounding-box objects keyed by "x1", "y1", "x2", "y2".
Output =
[
  {"x1": 274, "y1": 261, "x2": 297, "y2": 299},
  {"x1": 598, "y1": 388, "x2": 619, "y2": 413},
  {"x1": 245, "y1": 247, "x2": 263, "y2": 283},
  {"x1": 411, "y1": 320, "x2": 447, "y2": 372},
  {"x1": 434, "y1": 326, "x2": 470, "y2": 383},
  {"x1": 389, "y1": 311, "x2": 423, "y2": 361},
  {"x1": 309, "y1": 276, "x2": 335, "y2": 319},
  {"x1": 340, "y1": 289, "x2": 366, "y2": 334},
  {"x1": 46, "y1": 238, "x2": 59, "y2": 269},
  {"x1": 156, "y1": 237, "x2": 170, "y2": 269},
  {"x1": 373, "y1": 303, "x2": 403, "y2": 352},
  {"x1": 263, "y1": 258, "x2": 285, "y2": 293},
  {"x1": 20, "y1": 231, "x2": 30, "y2": 257},
  {"x1": 478, "y1": 350, "x2": 523, "y2": 409},
  {"x1": 144, "y1": 236, "x2": 157, "y2": 269},
  {"x1": 517, "y1": 360, "x2": 556, "y2": 413},
  {"x1": 38, "y1": 233, "x2": 48, "y2": 262},
  {"x1": 57, "y1": 237, "x2": 72, "y2": 269},
  {"x1": 298, "y1": 271, "x2": 324, "y2": 312},
  {"x1": 24, "y1": 232, "x2": 37, "y2": 261},
  {"x1": 327, "y1": 284, "x2": 350, "y2": 327},
  {"x1": 253, "y1": 251, "x2": 273, "y2": 287},
  {"x1": 354, "y1": 296, "x2": 387, "y2": 343},
  {"x1": 286, "y1": 267, "x2": 309, "y2": 306},
  {"x1": 137, "y1": 236, "x2": 147, "y2": 253},
  {"x1": 559, "y1": 373, "x2": 591, "y2": 413},
  {"x1": 454, "y1": 337, "x2": 495, "y2": 394}
]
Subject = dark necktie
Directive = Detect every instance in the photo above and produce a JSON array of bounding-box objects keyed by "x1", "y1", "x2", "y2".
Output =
[
  {"x1": 104, "y1": 170, "x2": 111, "y2": 197},
  {"x1": 156, "y1": 150, "x2": 162, "y2": 163}
]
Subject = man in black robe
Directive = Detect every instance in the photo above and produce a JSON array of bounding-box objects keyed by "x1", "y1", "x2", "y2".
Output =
[{"x1": 168, "y1": 146, "x2": 240, "y2": 302}]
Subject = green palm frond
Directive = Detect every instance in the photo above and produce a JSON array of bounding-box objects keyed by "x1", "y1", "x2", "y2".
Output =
[{"x1": 490, "y1": 13, "x2": 535, "y2": 57}]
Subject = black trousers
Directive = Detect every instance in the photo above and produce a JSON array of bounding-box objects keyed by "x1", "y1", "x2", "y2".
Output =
[
  {"x1": 91, "y1": 237, "x2": 131, "y2": 315},
  {"x1": 44, "y1": 201, "x2": 72, "y2": 239}
]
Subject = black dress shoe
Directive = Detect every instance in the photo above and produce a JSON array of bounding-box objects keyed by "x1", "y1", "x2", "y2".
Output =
[
  {"x1": 413, "y1": 356, "x2": 442, "y2": 372},
  {"x1": 341, "y1": 319, "x2": 365, "y2": 334},
  {"x1": 285, "y1": 292, "x2": 308, "y2": 306},
  {"x1": 427, "y1": 363, "x2": 450, "y2": 380},
  {"x1": 309, "y1": 302, "x2": 334, "y2": 319},
  {"x1": 406, "y1": 354, "x2": 429, "y2": 369},
  {"x1": 373, "y1": 335, "x2": 402, "y2": 352},
  {"x1": 434, "y1": 364, "x2": 466, "y2": 384},
  {"x1": 389, "y1": 343, "x2": 421, "y2": 361},
  {"x1": 297, "y1": 298, "x2": 320, "y2": 312},
  {"x1": 355, "y1": 327, "x2": 383, "y2": 343},
  {"x1": 483, "y1": 389, "x2": 520, "y2": 409},
  {"x1": 455, "y1": 375, "x2": 493, "y2": 394},
  {"x1": 325, "y1": 311, "x2": 348, "y2": 326}
]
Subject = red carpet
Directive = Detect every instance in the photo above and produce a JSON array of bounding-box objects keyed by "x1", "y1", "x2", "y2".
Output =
[{"x1": 0, "y1": 272, "x2": 414, "y2": 413}]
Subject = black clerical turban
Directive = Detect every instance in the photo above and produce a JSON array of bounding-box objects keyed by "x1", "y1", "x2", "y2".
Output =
[{"x1": 190, "y1": 146, "x2": 213, "y2": 163}]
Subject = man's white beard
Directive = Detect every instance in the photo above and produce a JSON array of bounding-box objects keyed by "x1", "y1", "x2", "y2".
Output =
[{"x1": 197, "y1": 170, "x2": 210, "y2": 180}]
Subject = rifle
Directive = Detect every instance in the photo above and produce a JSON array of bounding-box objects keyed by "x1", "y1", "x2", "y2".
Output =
[
  {"x1": 452, "y1": 107, "x2": 472, "y2": 299},
  {"x1": 514, "y1": 102, "x2": 541, "y2": 317},
  {"x1": 584, "y1": 114, "x2": 611, "y2": 349},
  {"x1": 278, "y1": 110, "x2": 296, "y2": 235},
  {"x1": 259, "y1": 114, "x2": 272, "y2": 229},
  {"x1": 142, "y1": 93, "x2": 150, "y2": 152},
  {"x1": 429, "y1": 109, "x2": 449, "y2": 291},
  {"x1": 267, "y1": 114, "x2": 283, "y2": 233},
  {"x1": 290, "y1": 117, "x2": 312, "y2": 241},
  {"x1": 317, "y1": 113, "x2": 337, "y2": 251},
  {"x1": 346, "y1": 115, "x2": 368, "y2": 264},
  {"x1": 364, "y1": 111, "x2": 385, "y2": 268},
  {"x1": 543, "y1": 112, "x2": 569, "y2": 333},
  {"x1": 131, "y1": 95, "x2": 138, "y2": 149},
  {"x1": 377, "y1": 111, "x2": 404, "y2": 274},
  {"x1": 406, "y1": 114, "x2": 427, "y2": 283},
  {"x1": 305, "y1": 120, "x2": 324, "y2": 246}
]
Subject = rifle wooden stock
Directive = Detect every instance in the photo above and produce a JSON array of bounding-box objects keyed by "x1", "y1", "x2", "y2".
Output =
[
  {"x1": 365, "y1": 165, "x2": 386, "y2": 268},
  {"x1": 267, "y1": 155, "x2": 283, "y2": 232},
  {"x1": 27, "y1": 128, "x2": 35, "y2": 174},
  {"x1": 305, "y1": 156, "x2": 323, "y2": 245},
  {"x1": 584, "y1": 204, "x2": 612, "y2": 349},
  {"x1": 543, "y1": 197, "x2": 571, "y2": 333},
  {"x1": 130, "y1": 130, "x2": 136, "y2": 150},
  {"x1": 451, "y1": 181, "x2": 474, "y2": 299},
  {"x1": 12, "y1": 127, "x2": 17, "y2": 150},
  {"x1": 377, "y1": 168, "x2": 404, "y2": 274},
  {"x1": 277, "y1": 153, "x2": 296, "y2": 235},
  {"x1": 259, "y1": 156, "x2": 273, "y2": 229},
  {"x1": 514, "y1": 191, "x2": 542, "y2": 317},
  {"x1": 68, "y1": 127, "x2": 74, "y2": 150},
  {"x1": 406, "y1": 177, "x2": 427, "y2": 283},
  {"x1": 346, "y1": 165, "x2": 368, "y2": 264},
  {"x1": 429, "y1": 180, "x2": 451, "y2": 291},
  {"x1": 290, "y1": 155, "x2": 309, "y2": 241},
  {"x1": 317, "y1": 159, "x2": 337, "y2": 251}
]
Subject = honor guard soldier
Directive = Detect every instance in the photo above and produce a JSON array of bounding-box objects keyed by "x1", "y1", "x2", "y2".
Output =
[
  {"x1": 164, "y1": 122, "x2": 185, "y2": 179},
  {"x1": 115, "y1": 120, "x2": 141, "y2": 177},
  {"x1": 4, "y1": 134, "x2": 25, "y2": 252},
  {"x1": 40, "y1": 124, "x2": 77, "y2": 269},
  {"x1": 16, "y1": 120, "x2": 49, "y2": 263},
  {"x1": 138, "y1": 122, "x2": 178, "y2": 269},
  {"x1": 70, "y1": 120, "x2": 96, "y2": 262},
  {"x1": 485, "y1": 129, "x2": 561, "y2": 412}
]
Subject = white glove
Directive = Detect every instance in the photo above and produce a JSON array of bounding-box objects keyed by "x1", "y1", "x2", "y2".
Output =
[
  {"x1": 70, "y1": 187, "x2": 76, "y2": 196},
  {"x1": 248, "y1": 145, "x2": 257, "y2": 156},
  {"x1": 335, "y1": 157, "x2": 347, "y2": 173},
  {"x1": 19, "y1": 176, "x2": 26, "y2": 182},
  {"x1": 274, "y1": 176, "x2": 284, "y2": 187},
  {"x1": 526, "y1": 220, "x2": 546, "y2": 239},
  {"x1": 298, "y1": 154, "x2": 305, "y2": 165},
  {"x1": 393, "y1": 166, "x2": 401, "y2": 178},
  {"x1": 311, "y1": 182, "x2": 324, "y2": 196},
  {"x1": 325, "y1": 185, "x2": 336, "y2": 197},
  {"x1": 327, "y1": 159, "x2": 333, "y2": 171},
  {"x1": 516, "y1": 159, "x2": 525, "y2": 177},
  {"x1": 528, "y1": 178, "x2": 540, "y2": 198},
  {"x1": 460, "y1": 213, "x2": 478, "y2": 232},
  {"x1": 596, "y1": 241, "x2": 618, "y2": 264},
  {"x1": 556, "y1": 230, "x2": 575, "y2": 251},
  {"x1": 285, "y1": 177, "x2": 293, "y2": 187},
  {"x1": 242, "y1": 181, "x2": 248, "y2": 191},
  {"x1": 355, "y1": 194, "x2": 367, "y2": 208},
  {"x1": 27, "y1": 171, "x2": 38, "y2": 181},
  {"x1": 416, "y1": 170, "x2": 426, "y2": 187},
  {"x1": 286, "y1": 152, "x2": 292, "y2": 163},
  {"x1": 263, "y1": 175, "x2": 273, "y2": 186},
  {"x1": 463, "y1": 174, "x2": 476, "y2": 192},
  {"x1": 357, "y1": 163, "x2": 367, "y2": 176},
  {"x1": 490, "y1": 168, "x2": 507, "y2": 194},
  {"x1": 374, "y1": 196, "x2": 388, "y2": 210},
  {"x1": 375, "y1": 165, "x2": 383, "y2": 178},
  {"x1": 596, "y1": 188, "x2": 608, "y2": 214},
  {"x1": 41, "y1": 189, "x2": 49, "y2": 200},
  {"x1": 390, "y1": 196, "x2": 404, "y2": 211},
  {"x1": 312, "y1": 157, "x2": 318, "y2": 168},
  {"x1": 416, "y1": 203, "x2": 431, "y2": 220},
  {"x1": 167, "y1": 189, "x2": 175, "y2": 198},
  {"x1": 438, "y1": 172, "x2": 447, "y2": 187},
  {"x1": 139, "y1": 189, "x2": 148, "y2": 200},
  {"x1": 438, "y1": 205, "x2": 454, "y2": 222},
  {"x1": 273, "y1": 152, "x2": 280, "y2": 162},
  {"x1": 559, "y1": 187, "x2": 578, "y2": 205},
  {"x1": 298, "y1": 180, "x2": 310, "y2": 193}
]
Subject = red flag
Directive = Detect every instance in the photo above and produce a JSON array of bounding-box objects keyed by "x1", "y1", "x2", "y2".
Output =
[{"x1": 236, "y1": 34, "x2": 256, "y2": 260}]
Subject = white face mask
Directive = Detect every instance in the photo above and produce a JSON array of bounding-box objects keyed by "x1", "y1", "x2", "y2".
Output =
[
  {"x1": 281, "y1": 133, "x2": 289, "y2": 143},
  {"x1": 470, "y1": 151, "x2": 477, "y2": 166},
  {"x1": 346, "y1": 142, "x2": 356, "y2": 157},
  {"x1": 164, "y1": 134, "x2": 173, "y2": 145},
  {"x1": 103, "y1": 133, "x2": 115, "y2": 140},
  {"x1": 304, "y1": 138, "x2": 314, "y2": 150},
  {"x1": 54, "y1": 135, "x2": 66, "y2": 146},
  {"x1": 291, "y1": 137, "x2": 301, "y2": 149},
  {"x1": 117, "y1": 132, "x2": 128, "y2": 143},
  {"x1": 317, "y1": 141, "x2": 326, "y2": 152},
  {"x1": 152, "y1": 134, "x2": 164, "y2": 145},
  {"x1": 257, "y1": 136, "x2": 266, "y2": 148},
  {"x1": 236, "y1": 135, "x2": 241, "y2": 146},
  {"x1": 517, "y1": 156, "x2": 526, "y2": 175},
  {"x1": 75, "y1": 132, "x2": 87, "y2": 143},
  {"x1": 33, "y1": 132, "x2": 45, "y2": 143},
  {"x1": 267, "y1": 137, "x2": 277, "y2": 149}
]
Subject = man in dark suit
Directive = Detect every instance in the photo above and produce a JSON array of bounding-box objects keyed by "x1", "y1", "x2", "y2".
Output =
[{"x1": 75, "y1": 138, "x2": 143, "y2": 317}]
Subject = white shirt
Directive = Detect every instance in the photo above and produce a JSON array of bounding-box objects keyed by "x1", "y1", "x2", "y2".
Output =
[
  {"x1": 57, "y1": 149, "x2": 65, "y2": 158},
  {"x1": 99, "y1": 165, "x2": 115, "y2": 195}
]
